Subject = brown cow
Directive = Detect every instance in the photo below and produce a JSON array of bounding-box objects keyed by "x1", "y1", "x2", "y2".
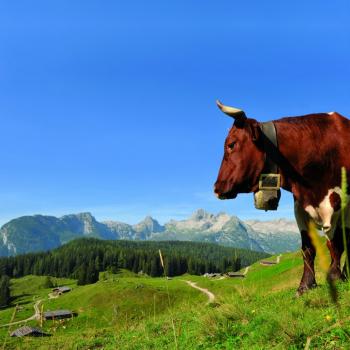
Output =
[{"x1": 214, "y1": 100, "x2": 350, "y2": 296}]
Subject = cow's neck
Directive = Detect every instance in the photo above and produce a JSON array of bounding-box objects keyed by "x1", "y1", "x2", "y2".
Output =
[{"x1": 274, "y1": 117, "x2": 341, "y2": 209}]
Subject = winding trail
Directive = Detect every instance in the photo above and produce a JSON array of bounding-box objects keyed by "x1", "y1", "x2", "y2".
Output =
[
  {"x1": 260, "y1": 254, "x2": 283, "y2": 266},
  {"x1": 216, "y1": 276, "x2": 226, "y2": 280},
  {"x1": 0, "y1": 299, "x2": 42, "y2": 328},
  {"x1": 184, "y1": 281, "x2": 215, "y2": 303},
  {"x1": 243, "y1": 266, "x2": 250, "y2": 275},
  {"x1": 48, "y1": 293, "x2": 59, "y2": 299}
]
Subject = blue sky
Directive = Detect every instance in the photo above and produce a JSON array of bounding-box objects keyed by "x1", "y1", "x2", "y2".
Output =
[{"x1": 0, "y1": 1, "x2": 349, "y2": 225}]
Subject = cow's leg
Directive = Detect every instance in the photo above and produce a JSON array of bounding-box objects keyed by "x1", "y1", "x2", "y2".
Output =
[
  {"x1": 342, "y1": 235, "x2": 350, "y2": 279},
  {"x1": 340, "y1": 204, "x2": 350, "y2": 279},
  {"x1": 294, "y1": 201, "x2": 317, "y2": 296},
  {"x1": 297, "y1": 230, "x2": 317, "y2": 296},
  {"x1": 339, "y1": 227, "x2": 350, "y2": 279},
  {"x1": 326, "y1": 226, "x2": 344, "y2": 282}
]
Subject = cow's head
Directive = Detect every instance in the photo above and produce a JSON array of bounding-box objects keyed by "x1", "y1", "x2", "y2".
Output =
[{"x1": 214, "y1": 101, "x2": 265, "y2": 199}]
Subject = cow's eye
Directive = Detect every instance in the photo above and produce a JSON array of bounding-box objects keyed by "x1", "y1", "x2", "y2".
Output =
[{"x1": 227, "y1": 142, "x2": 235, "y2": 150}]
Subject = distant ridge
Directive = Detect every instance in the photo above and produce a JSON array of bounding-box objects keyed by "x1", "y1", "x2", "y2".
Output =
[{"x1": 0, "y1": 209, "x2": 300, "y2": 257}]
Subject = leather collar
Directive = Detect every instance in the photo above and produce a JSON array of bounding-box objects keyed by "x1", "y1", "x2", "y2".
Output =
[{"x1": 260, "y1": 121, "x2": 279, "y2": 174}]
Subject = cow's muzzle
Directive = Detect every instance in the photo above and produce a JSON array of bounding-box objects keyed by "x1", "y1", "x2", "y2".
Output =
[{"x1": 214, "y1": 188, "x2": 237, "y2": 200}]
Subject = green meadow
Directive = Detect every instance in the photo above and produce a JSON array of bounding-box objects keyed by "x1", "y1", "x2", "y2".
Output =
[{"x1": 1, "y1": 252, "x2": 350, "y2": 349}]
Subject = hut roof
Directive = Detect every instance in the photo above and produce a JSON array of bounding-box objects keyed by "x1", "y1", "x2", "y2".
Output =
[
  {"x1": 226, "y1": 272, "x2": 245, "y2": 277},
  {"x1": 43, "y1": 309, "x2": 73, "y2": 319},
  {"x1": 260, "y1": 261, "x2": 277, "y2": 266},
  {"x1": 52, "y1": 286, "x2": 71, "y2": 293},
  {"x1": 204, "y1": 273, "x2": 221, "y2": 278},
  {"x1": 10, "y1": 326, "x2": 49, "y2": 337}
]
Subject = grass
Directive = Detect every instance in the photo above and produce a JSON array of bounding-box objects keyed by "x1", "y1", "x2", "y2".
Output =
[{"x1": 0, "y1": 253, "x2": 350, "y2": 349}]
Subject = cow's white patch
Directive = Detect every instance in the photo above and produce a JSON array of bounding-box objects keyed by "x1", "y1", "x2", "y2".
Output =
[
  {"x1": 294, "y1": 187, "x2": 345, "y2": 239},
  {"x1": 295, "y1": 188, "x2": 350, "y2": 242},
  {"x1": 328, "y1": 112, "x2": 335, "y2": 115},
  {"x1": 294, "y1": 201, "x2": 310, "y2": 232}
]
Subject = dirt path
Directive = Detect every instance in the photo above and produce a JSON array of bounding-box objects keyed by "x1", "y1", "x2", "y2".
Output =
[
  {"x1": 0, "y1": 299, "x2": 42, "y2": 328},
  {"x1": 184, "y1": 281, "x2": 215, "y2": 303},
  {"x1": 260, "y1": 254, "x2": 283, "y2": 266},
  {"x1": 243, "y1": 266, "x2": 250, "y2": 275},
  {"x1": 32, "y1": 299, "x2": 42, "y2": 320},
  {"x1": 48, "y1": 292, "x2": 58, "y2": 299},
  {"x1": 216, "y1": 276, "x2": 226, "y2": 280}
]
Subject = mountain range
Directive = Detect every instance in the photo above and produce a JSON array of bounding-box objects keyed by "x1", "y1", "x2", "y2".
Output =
[{"x1": 0, "y1": 209, "x2": 300, "y2": 257}]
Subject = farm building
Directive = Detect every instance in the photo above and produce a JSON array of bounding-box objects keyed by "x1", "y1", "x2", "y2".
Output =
[
  {"x1": 203, "y1": 273, "x2": 222, "y2": 278},
  {"x1": 43, "y1": 309, "x2": 75, "y2": 320},
  {"x1": 226, "y1": 272, "x2": 245, "y2": 278},
  {"x1": 260, "y1": 261, "x2": 277, "y2": 266},
  {"x1": 52, "y1": 286, "x2": 71, "y2": 294},
  {"x1": 10, "y1": 326, "x2": 49, "y2": 337}
]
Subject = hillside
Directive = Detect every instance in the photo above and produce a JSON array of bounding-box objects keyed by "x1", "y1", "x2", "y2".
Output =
[
  {"x1": 0, "y1": 239, "x2": 269, "y2": 280},
  {"x1": 1, "y1": 251, "x2": 350, "y2": 349},
  {"x1": 0, "y1": 210, "x2": 300, "y2": 256}
]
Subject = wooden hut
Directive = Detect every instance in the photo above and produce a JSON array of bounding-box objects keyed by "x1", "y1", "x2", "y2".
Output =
[
  {"x1": 204, "y1": 273, "x2": 222, "y2": 278},
  {"x1": 226, "y1": 272, "x2": 245, "y2": 278},
  {"x1": 260, "y1": 261, "x2": 277, "y2": 266},
  {"x1": 52, "y1": 286, "x2": 71, "y2": 295},
  {"x1": 11, "y1": 326, "x2": 49, "y2": 337},
  {"x1": 43, "y1": 309, "x2": 74, "y2": 320}
]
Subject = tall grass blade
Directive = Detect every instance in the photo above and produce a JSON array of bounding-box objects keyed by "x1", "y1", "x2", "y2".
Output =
[
  {"x1": 308, "y1": 222, "x2": 338, "y2": 303},
  {"x1": 341, "y1": 167, "x2": 350, "y2": 278},
  {"x1": 159, "y1": 249, "x2": 165, "y2": 269},
  {"x1": 308, "y1": 222, "x2": 329, "y2": 272}
]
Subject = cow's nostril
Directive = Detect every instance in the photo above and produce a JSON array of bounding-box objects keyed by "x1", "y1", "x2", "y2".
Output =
[{"x1": 322, "y1": 225, "x2": 331, "y2": 233}]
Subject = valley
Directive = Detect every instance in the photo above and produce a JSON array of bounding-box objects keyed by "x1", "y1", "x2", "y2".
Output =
[{"x1": 1, "y1": 251, "x2": 350, "y2": 349}]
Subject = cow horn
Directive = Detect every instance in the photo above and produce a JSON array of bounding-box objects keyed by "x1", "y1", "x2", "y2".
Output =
[{"x1": 216, "y1": 100, "x2": 246, "y2": 120}]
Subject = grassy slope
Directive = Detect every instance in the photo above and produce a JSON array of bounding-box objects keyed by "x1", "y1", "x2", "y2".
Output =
[{"x1": 1, "y1": 253, "x2": 350, "y2": 349}]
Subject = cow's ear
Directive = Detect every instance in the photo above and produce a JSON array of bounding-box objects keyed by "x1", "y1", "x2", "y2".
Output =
[{"x1": 248, "y1": 120, "x2": 261, "y2": 142}]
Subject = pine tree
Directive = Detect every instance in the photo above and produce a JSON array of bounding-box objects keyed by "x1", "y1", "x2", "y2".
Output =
[
  {"x1": 95, "y1": 256, "x2": 101, "y2": 271},
  {"x1": 86, "y1": 262, "x2": 99, "y2": 284},
  {"x1": 150, "y1": 257, "x2": 160, "y2": 277},
  {"x1": 77, "y1": 267, "x2": 87, "y2": 286},
  {"x1": 43, "y1": 276, "x2": 54, "y2": 288},
  {"x1": 132, "y1": 256, "x2": 139, "y2": 273},
  {"x1": 234, "y1": 257, "x2": 241, "y2": 271},
  {"x1": 0, "y1": 275, "x2": 10, "y2": 307},
  {"x1": 188, "y1": 258, "x2": 195, "y2": 275}
]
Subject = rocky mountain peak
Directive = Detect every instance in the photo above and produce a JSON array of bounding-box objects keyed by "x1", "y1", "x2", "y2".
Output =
[
  {"x1": 61, "y1": 212, "x2": 94, "y2": 221},
  {"x1": 245, "y1": 218, "x2": 299, "y2": 235},
  {"x1": 59, "y1": 212, "x2": 99, "y2": 236},
  {"x1": 191, "y1": 209, "x2": 213, "y2": 221},
  {"x1": 75, "y1": 212, "x2": 95, "y2": 221},
  {"x1": 143, "y1": 215, "x2": 156, "y2": 224},
  {"x1": 133, "y1": 216, "x2": 164, "y2": 234}
]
